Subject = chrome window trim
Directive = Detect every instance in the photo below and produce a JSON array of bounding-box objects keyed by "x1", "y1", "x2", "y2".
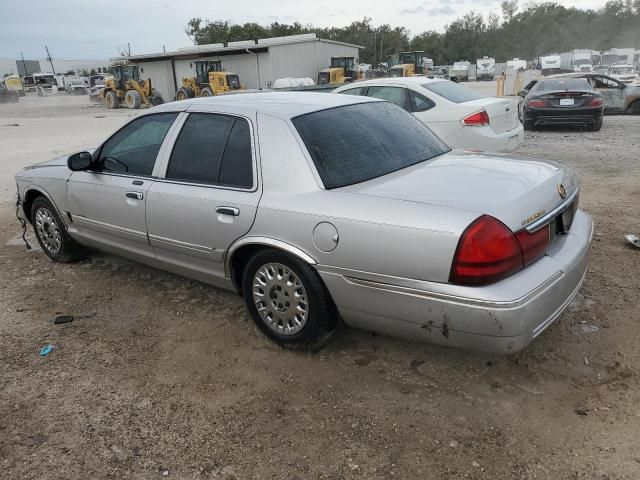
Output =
[{"x1": 156, "y1": 111, "x2": 259, "y2": 192}]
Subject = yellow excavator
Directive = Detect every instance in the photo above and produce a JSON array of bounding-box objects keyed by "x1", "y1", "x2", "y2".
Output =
[
  {"x1": 317, "y1": 57, "x2": 362, "y2": 85},
  {"x1": 101, "y1": 62, "x2": 163, "y2": 109},
  {"x1": 388, "y1": 51, "x2": 433, "y2": 77},
  {"x1": 175, "y1": 60, "x2": 243, "y2": 100}
]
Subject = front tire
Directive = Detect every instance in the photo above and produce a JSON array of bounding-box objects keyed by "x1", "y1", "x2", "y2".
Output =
[
  {"x1": 125, "y1": 90, "x2": 142, "y2": 109},
  {"x1": 31, "y1": 197, "x2": 84, "y2": 263},
  {"x1": 522, "y1": 112, "x2": 535, "y2": 131},
  {"x1": 175, "y1": 87, "x2": 193, "y2": 101},
  {"x1": 242, "y1": 249, "x2": 337, "y2": 351},
  {"x1": 200, "y1": 86, "x2": 214, "y2": 97},
  {"x1": 105, "y1": 91, "x2": 119, "y2": 109}
]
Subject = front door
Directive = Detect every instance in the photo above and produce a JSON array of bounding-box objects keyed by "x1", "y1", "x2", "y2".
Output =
[
  {"x1": 66, "y1": 112, "x2": 179, "y2": 260},
  {"x1": 146, "y1": 111, "x2": 261, "y2": 286},
  {"x1": 591, "y1": 75, "x2": 626, "y2": 113}
]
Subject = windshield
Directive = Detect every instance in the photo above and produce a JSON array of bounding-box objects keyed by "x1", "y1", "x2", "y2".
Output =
[
  {"x1": 292, "y1": 102, "x2": 449, "y2": 189},
  {"x1": 611, "y1": 67, "x2": 636, "y2": 74},
  {"x1": 422, "y1": 81, "x2": 484, "y2": 103}
]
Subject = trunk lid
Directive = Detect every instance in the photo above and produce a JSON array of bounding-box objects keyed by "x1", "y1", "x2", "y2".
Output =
[
  {"x1": 340, "y1": 151, "x2": 578, "y2": 233},
  {"x1": 538, "y1": 89, "x2": 597, "y2": 108},
  {"x1": 463, "y1": 97, "x2": 519, "y2": 134}
]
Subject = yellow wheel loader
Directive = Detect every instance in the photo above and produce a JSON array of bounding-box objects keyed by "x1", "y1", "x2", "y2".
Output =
[
  {"x1": 388, "y1": 51, "x2": 432, "y2": 77},
  {"x1": 317, "y1": 57, "x2": 362, "y2": 85},
  {"x1": 100, "y1": 62, "x2": 164, "y2": 109},
  {"x1": 175, "y1": 60, "x2": 243, "y2": 100}
]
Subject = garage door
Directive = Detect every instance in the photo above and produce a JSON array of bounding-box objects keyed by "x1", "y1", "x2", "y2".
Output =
[{"x1": 138, "y1": 60, "x2": 176, "y2": 103}]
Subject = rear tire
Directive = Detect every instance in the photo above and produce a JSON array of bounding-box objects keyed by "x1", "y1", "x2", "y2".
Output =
[
  {"x1": 125, "y1": 90, "x2": 142, "y2": 109},
  {"x1": 105, "y1": 91, "x2": 119, "y2": 109},
  {"x1": 523, "y1": 114, "x2": 535, "y2": 131},
  {"x1": 625, "y1": 99, "x2": 640, "y2": 115},
  {"x1": 200, "y1": 86, "x2": 214, "y2": 97},
  {"x1": 175, "y1": 87, "x2": 193, "y2": 101},
  {"x1": 589, "y1": 119, "x2": 602, "y2": 131},
  {"x1": 31, "y1": 197, "x2": 84, "y2": 263},
  {"x1": 242, "y1": 249, "x2": 338, "y2": 351}
]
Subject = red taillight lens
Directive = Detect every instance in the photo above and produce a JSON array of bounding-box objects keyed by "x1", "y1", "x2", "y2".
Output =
[
  {"x1": 589, "y1": 97, "x2": 603, "y2": 107},
  {"x1": 515, "y1": 224, "x2": 550, "y2": 267},
  {"x1": 462, "y1": 110, "x2": 490, "y2": 126},
  {"x1": 451, "y1": 216, "x2": 551, "y2": 286},
  {"x1": 450, "y1": 216, "x2": 523, "y2": 286},
  {"x1": 528, "y1": 98, "x2": 546, "y2": 107}
]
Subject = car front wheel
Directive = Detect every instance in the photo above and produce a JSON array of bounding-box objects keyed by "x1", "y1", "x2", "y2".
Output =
[
  {"x1": 31, "y1": 197, "x2": 84, "y2": 263},
  {"x1": 242, "y1": 249, "x2": 337, "y2": 351}
]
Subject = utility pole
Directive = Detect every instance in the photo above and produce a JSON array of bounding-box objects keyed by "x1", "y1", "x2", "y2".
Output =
[
  {"x1": 20, "y1": 51, "x2": 28, "y2": 76},
  {"x1": 45, "y1": 45, "x2": 56, "y2": 75}
]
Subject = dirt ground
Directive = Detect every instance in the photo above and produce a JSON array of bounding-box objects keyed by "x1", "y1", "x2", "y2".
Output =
[{"x1": 1, "y1": 95, "x2": 639, "y2": 480}]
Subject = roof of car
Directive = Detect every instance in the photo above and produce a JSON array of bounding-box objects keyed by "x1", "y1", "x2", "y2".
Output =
[
  {"x1": 154, "y1": 91, "x2": 379, "y2": 119},
  {"x1": 335, "y1": 77, "x2": 445, "y2": 89}
]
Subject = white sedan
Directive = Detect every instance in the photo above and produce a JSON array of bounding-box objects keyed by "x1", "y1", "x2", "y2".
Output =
[{"x1": 333, "y1": 77, "x2": 523, "y2": 153}]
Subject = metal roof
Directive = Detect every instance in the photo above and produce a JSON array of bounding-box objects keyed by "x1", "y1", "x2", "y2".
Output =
[{"x1": 114, "y1": 34, "x2": 364, "y2": 62}]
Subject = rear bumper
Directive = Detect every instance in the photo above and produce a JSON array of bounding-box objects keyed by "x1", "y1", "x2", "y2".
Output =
[
  {"x1": 445, "y1": 123, "x2": 524, "y2": 153},
  {"x1": 527, "y1": 106, "x2": 603, "y2": 125},
  {"x1": 318, "y1": 210, "x2": 593, "y2": 354}
]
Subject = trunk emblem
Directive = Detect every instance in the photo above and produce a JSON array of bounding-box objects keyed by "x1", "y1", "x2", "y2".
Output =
[{"x1": 557, "y1": 184, "x2": 567, "y2": 199}]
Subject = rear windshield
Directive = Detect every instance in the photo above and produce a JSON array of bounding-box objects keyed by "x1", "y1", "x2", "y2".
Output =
[
  {"x1": 292, "y1": 102, "x2": 449, "y2": 189},
  {"x1": 422, "y1": 81, "x2": 484, "y2": 103},
  {"x1": 534, "y1": 78, "x2": 591, "y2": 91}
]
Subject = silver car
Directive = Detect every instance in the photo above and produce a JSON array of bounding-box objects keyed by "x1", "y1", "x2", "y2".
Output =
[{"x1": 15, "y1": 92, "x2": 593, "y2": 354}]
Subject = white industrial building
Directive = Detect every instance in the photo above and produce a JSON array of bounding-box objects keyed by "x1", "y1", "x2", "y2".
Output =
[{"x1": 116, "y1": 33, "x2": 363, "y2": 102}]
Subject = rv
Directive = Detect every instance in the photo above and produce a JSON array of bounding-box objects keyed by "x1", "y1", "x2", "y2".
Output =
[
  {"x1": 476, "y1": 56, "x2": 496, "y2": 80},
  {"x1": 451, "y1": 61, "x2": 471, "y2": 81},
  {"x1": 506, "y1": 58, "x2": 527, "y2": 71},
  {"x1": 538, "y1": 55, "x2": 562, "y2": 75}
]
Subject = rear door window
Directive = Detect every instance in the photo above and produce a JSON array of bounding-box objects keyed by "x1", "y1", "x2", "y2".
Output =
[
  {"x1": 366, "y1": 86, "x2": 410, "y2": 111},
  {"x1": 166, "y1": 113, "x2": 253, "y2": 188},
  {"x1": 410, "y1": 90, "x2": 435, "y2": 112},
  {"x1": 338, "y1": 86, "x2": 366, "y2": 96}
]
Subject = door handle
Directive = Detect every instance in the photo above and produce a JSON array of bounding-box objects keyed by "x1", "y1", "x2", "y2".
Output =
[
  {"x1": 216, "y1": 206, "x2": 240, "y2": 216},
  {"x1": 125, "y1": 191, "x2": 143, "y2": 200}
]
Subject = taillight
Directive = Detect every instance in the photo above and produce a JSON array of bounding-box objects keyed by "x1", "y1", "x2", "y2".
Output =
[
  {"x1": 450, "y1": 216, "x2": 522, "y2": 286},
  {"x1": 589, "y1": 97, "x2": 603, "y2": 107},
  {"x1": 515, "y1": 224, "x2": 550, "y2": 267},
  {"x1": 451, "y1": 216, "x2": 551, "y2": 286},
  {"x1": 462, "y1": 110, "x2": 490, "y2": 126},
  {"x1": 528, "y1": 98, "x2": 546, "y2": 107}
]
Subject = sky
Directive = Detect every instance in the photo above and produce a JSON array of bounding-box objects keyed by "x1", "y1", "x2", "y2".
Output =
[{"x1": 0, "y1": 0, "x2": 609, "y2": 60}]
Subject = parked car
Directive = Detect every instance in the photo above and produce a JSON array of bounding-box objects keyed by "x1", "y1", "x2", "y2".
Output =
[
  {"x1": 524, "y1": 73, "x2": 640, "y2": 115},
  {"x1": 0, "y1": 78, "x2": 20, "y2": 103},
  {"x1": 15, "y1": 92, "x2": 593, "y2": 354},
  {"x1": 65, "y1": 78, "x2": 87, "y2": 95},
  {"x1": 607, "y1": 64, "x2": 639, "y2": 84},
  {"x1": 517, "y1": 77, "x2": 604, "y2": 131},
  {"x1": 333, "y1": 77, "x2": 523, "y2": 153}
]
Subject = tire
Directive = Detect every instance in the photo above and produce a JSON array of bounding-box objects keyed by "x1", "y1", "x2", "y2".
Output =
[
  {"x1": 589, "y1": 119, "x2": 602, "y2": 131},
  {"x1": 125, "y1": 90, "x2": 142, "y2": 109},
  {"x1": 105, "y1": 90, "x2": 119, "y2": 109},
  {"x1": 522, "y1": 112, "x2": 535, "y2": 131},
  {"x1": 149, "y1": 90, "x2": 164, "y2": 106},
  {"x1": 175, "y1": 87, "x2": 193, "y2": 101},
  {"x1": 31, "y1": 197, "x2": 84, "y2": 263},
  {"x1": 200, "y1": 86, "x2": 214, "y2": 97},
  {"x1": 625, "y1": 99, "x2": 640, "y2": 115},
  {"x1": 242, "y1": 249, "x2": 338, "y2": 351}
]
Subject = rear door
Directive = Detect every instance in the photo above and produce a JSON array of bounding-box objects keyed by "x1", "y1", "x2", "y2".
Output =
[
  {"x1": 146, "y1": 111, "x2": 261, "y2": 285},
  {"x1": 66, "y1": 112, "x2": 179, "y2": 260},
  {"x1": 590, "y1": 75, "x2": 626, "y2": 113}
]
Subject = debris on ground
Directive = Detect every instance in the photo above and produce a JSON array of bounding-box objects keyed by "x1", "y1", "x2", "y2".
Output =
[
  {"x1": 575, "y1": 407, "x2": 589, "y2": 416},
  {"x1": 624, "y1": 234, "x2": 640, "y2": 248},
  {"x1": 54, "y1": 315, "x2": 74, "y2": 325},
  {"x1": 39, "y1": 344, "x2": 54, "y2": 356}
]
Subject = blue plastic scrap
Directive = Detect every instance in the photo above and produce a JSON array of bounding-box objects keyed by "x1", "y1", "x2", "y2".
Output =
[{"x1": 39, "y1": 344, "x2": 54, "y2": 356}]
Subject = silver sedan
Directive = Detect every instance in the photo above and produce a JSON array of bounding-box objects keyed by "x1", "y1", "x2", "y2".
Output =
[{"x1": 15, "y1": 92, "x2": 593, "y2": 353}]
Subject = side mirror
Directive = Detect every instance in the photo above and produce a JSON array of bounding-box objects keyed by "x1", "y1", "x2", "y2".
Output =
[
  {"x1": 517, "y1": 90, "x2": 526, "y2": 97},
  {"x1": 68, "y1": 151, "x2": 92, "y2": 171}
]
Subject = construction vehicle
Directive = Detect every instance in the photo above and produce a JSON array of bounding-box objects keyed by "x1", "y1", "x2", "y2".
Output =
[
  {"x1": 175, "y1": 60, "x2": 243, "y2": 100},
  {"x1": 317, "y1": 57, "x2": 361, "y2": 85},
  {"x1": 100, "y1": 61, "x2": 163, "y2": 109},
  {"x1": 388, "y1": 51, "x2": 433, "y2": 77}
]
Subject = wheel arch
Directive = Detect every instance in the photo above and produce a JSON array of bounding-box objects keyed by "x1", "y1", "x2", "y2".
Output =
[
  {"x1": 21, "y1": 186, "x2": 66, "y2": 225},
  {"x1": 225, "y1": 237, "x2": 317, "y2": 293}
]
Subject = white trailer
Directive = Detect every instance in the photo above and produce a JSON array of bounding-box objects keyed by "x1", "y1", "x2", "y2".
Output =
[
  {"x1": 506, "y1": 58, "x2": 527, "y2": 71},
  {"x1": 476, "y1": 56, "x2": 495, "y2": 80},
  {"x1": 538, "y1": 55, "x2": 562, "y2": 75},
  {"x1": 451, "y1": 61, "x2": 471, "y2": 81}
]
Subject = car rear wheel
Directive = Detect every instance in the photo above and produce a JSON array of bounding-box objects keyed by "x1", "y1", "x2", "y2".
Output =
[
  {"x1": 589, "y1": 119, "x2": 602, "y2": 131},
  {"x1": 242, "y1": 249, "x2": 337, "y2": 351},
  {"x1": 523, "y1": 115, "x2": 535, "y2": 131},
  {"x1": 31, "y1": 197, "x2": 84, "y2": 263}
]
